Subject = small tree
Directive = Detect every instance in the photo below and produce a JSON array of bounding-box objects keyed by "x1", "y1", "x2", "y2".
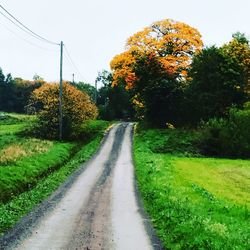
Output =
[{"x1": 30, "y1": 82, "x2": 98, "y2": 139}]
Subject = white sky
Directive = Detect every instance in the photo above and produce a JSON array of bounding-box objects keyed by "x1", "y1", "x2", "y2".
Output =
[{"x1": 0, "y1": 0, "x2": 249, "y2": 85}]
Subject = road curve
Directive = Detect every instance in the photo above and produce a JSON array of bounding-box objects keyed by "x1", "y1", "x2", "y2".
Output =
[{"x1": 0, "y1": 123, "x2": 162, "y2": 250}]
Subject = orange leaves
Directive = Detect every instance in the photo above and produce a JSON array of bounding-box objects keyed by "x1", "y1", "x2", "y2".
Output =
[
  {"x1": 125, "y1": 72, "x2": 137, "y2": 90},
  {"x1": 110, "y1": 18, "x2": 203, "y2": 90},
  {"x1": 111, "y1": 50, "x2": 138, "y2": 87},
  {"x1": 31, "y1": 82, "x2": 98, "y2": 138}
]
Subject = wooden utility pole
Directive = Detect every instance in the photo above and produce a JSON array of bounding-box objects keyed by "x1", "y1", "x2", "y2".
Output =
[
  {"x1": 59, "y1": 41, "x2": 63, "y2": 140},
  {"x1": 95, "y1": 79, "x2": 97, "y2": 104}
]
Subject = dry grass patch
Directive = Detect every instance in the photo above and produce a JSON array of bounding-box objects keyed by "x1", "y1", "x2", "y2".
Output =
[
  {"x1": 0, "y1": 139, "x2": 53, "y2": 165},
  {"x1": 0, "y1": 145, "x2": 27, "y2": 164}
]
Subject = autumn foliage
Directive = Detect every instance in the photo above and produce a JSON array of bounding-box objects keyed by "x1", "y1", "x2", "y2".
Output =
[
  {"x1": 110, "y1": 19, "x2": 203, "y2": 89},
  {"x1": 30, "y1": 82, "x2": 98, "y2": 139},
  {"x1": 110, "y1": 19, "x2": 203, "y2": 126}
]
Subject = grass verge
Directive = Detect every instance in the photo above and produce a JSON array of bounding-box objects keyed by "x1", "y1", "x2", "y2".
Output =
[
  {"x1": 134, "y1": 125, "x2": 250, "y2": 249},
  {"x1": 0, "y1": 113, "x2": 112, "y2": 235}
]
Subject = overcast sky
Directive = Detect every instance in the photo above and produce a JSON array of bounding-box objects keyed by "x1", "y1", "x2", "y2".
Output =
[{"x1": 0, "y1": 0, "x2": 249, "y2": 85}]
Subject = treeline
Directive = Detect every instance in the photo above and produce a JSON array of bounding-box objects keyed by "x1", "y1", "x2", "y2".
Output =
[
  {"x1": 108, "y1": 19, "x2": 250, "y2": 158},
  {"x1": 0, "y1": 72, "x2": 100, "y2": 139},
  {"x1": 0, "y1": 71, "x2": 43, "y2": 113},
  {"x1": 0, "y1": 71, "x2": 96, "y2": 115},
  {"x1": 110, "y1": 30, "x2": 250, "y2": 127}
]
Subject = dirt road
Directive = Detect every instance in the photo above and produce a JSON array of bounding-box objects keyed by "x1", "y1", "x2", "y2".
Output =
[{"x1": 0, "y1": 123, "x2": 162, "y2": 250}]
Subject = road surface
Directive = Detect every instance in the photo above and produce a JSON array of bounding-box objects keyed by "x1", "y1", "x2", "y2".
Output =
[{"x1": 0, "y1": 123, "x2": 162, "y2": 250}]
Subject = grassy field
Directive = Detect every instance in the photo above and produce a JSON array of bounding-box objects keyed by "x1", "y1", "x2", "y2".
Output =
[
  {"x1": 0, "y1": 113, "x2": 112, "y2": 235},
  {"x1": 134, "y1": 126, "x2": 250, "y2": 249}
]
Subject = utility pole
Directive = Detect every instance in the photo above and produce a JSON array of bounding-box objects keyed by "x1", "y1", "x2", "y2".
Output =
[
  {"x1": 72, "y1": 73, "x2": 75, "y2": 84},
  {"x1": 95, "y1": 79, "x2": 97, "y2": 104},
  {"x1": 59, "y1": 41, "x2": 63, "y2": 141}
]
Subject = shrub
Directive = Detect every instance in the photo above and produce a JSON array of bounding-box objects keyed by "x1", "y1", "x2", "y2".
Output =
[
  {"x1": 30, "y1": 82, "x2": 98, "y2": 139},
  {"x1": 199, "y1": 105, "x2": 250, "y2": 158}
]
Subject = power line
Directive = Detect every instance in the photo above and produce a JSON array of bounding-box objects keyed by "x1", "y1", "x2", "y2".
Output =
[
  {"x1": 64, "y1": 45, "x2": 87, "y2": 82},
  {"x1": 0, "y1": 21, "x2": 56, "y2": 52},
  {"x1": 0, "y1": 9, "x2": 39, "y2": 40},
  {"x1": 0, "y1": 4, "x2": 59, "y2": 45}
]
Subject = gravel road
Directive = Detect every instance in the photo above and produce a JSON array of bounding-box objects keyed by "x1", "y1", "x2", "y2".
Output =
[{"x1": 0, "y1": 123, "x2": 162, "y2": 250}]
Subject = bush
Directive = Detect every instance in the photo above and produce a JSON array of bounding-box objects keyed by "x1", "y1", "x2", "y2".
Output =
[
  {"x1": 199, "y1": 105, "x2": 250, "y2": 158},
  {"x1": 30, "y1": 82, "x2": 98, "y2": 139}
]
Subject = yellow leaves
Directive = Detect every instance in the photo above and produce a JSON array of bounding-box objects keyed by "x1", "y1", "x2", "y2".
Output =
[
  {"x1": 223, "y1": 39, "x2": 250, "y2": 72},
  {"x1": 31, "y1": 82, "x2": 98, "y2": 138},
  {"x1": 110, "y1": 18, "x2": 203, "y2": 89},
  {"x1": 132, "y1": 95, "x2": 144, "y2": 108}
]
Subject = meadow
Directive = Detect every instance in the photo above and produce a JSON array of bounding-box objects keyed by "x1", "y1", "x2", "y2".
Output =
[
  {"x1": 134, "y1": 126, "x2": 250, "y2": 249},
  {"x1": 0, "y1": 113, "x2": 111, "y2": 235}
]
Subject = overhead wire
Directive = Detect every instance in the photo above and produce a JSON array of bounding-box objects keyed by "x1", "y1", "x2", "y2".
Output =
[
  {"x1": 0, "y1": 4, "x2": 59, "y2": 45},
  {"x1": 0, "y1": 20, "x2": 56, "y2": 52},
  {"x1": 64, "y1": 45, "x2": 87, "y2": 82},
  {"x1": 0, "y1": 4, "x2": 87, "y2": 83}
]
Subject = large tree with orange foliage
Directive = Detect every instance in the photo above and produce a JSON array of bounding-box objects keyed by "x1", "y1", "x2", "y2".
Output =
[{"x1": 110, "y1": 19, "x2": 203, "y2": 126}]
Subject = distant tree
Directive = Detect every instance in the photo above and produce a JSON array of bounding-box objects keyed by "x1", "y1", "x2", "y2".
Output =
[
  {"x1": 13, "y1": 78, "x2": 45, "y2": 113},
  {"x1": 0, "y1": 70, "x2": 45, "y2": 113},
  {"x1": 0, "y1": 68, "x2": 15, "y2": 112},
  {"x1": 30, "y1": 82, "x2": 98, "y2": 139},
  {"x1": 71, "y1": 81, "x2": 96, "y2": 102},
  {"x1": 222, "y1": 33, "x2": 250, "y2": 94},
  {"x1": 96, "y1": 70, "x2": 135, "y2": 120},
  {"x1": 33, "y1": 74, "x2": 44, "y2": 81},
  {"x1": 186, "y1": 46, "x2": 248, "y2": 125},
  {"x1": 232, "y1": 32, "x2": 249, "y2": 44}
]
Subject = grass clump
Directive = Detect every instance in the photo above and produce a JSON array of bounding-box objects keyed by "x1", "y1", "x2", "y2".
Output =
[{"x1": 134, "y1": 125, "x2": 250, "y2": 249}]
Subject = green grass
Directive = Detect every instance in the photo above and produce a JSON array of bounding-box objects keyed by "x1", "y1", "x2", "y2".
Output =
[
  {"x1": 0, "y1": 113, "x2": 77, "y2": 203},
  {"x1": 0, "y1": 113, "x2": 113, "y2": 235},
  {"x1": 173, "y1": 158, "x2": 250, "y2": 208},
  {"x1": 134, "y1": 126, "x2": 250, "y2": 249}
]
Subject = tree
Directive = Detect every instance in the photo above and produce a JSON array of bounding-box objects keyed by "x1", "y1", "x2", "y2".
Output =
[
  {"x1": 70, "y1": 81, "x2": 96, "y2": 102},
  {"x1": 232, "y1": 32, "x2": 249, "y2": 44},
  {"x1": 186, "y1": 46, "x2": 248, "y2": 125},
  {"x1": 0, "y1": 70, "x2": 44, "y2": 113},
  {"x1": 30, "y1": 82, "x2": 98, "y2": 139},
  {"x1": 0, "y1": 68, "x2": 15, "y2": 112},
  {"x1": 13, "y1": 78, "x2": 45, "y2": 113},
  {"x1": 33, "y1": 74, "x2": 44, "y2": 81},
  {"x1": 222, "y1": 33, "x2": 250, "y2": 94},
  {"x1": 110, "y1": 19, "x2": 203, "y2": 126},
  {"x1": 96, "y1": 70, "x2": 135, "y2": 120}
]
